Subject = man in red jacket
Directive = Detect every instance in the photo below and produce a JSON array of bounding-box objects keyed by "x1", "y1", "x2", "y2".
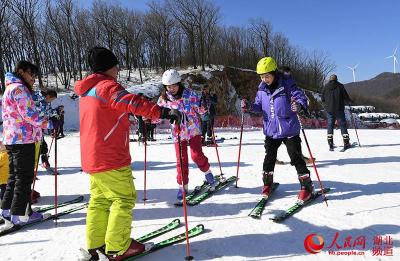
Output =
[{"x1": 75, "y1": 47, "x2": 179, "y2": 261}]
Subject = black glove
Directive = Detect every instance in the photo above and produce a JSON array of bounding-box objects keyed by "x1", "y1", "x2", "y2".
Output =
[{"x1": 160, "y1": 107, "x2": 182, "y2": 125}]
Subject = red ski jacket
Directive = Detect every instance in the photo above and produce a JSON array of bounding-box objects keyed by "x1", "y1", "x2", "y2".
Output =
[{"x1": 74, "y1": 73, "x2": 161, "y2": 174}]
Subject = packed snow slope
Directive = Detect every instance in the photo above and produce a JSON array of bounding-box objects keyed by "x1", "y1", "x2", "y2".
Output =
[{"x1": 0, "y1": 129, "x2": 399, "y2": 260}]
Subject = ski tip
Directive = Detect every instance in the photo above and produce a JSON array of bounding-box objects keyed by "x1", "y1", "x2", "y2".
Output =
[
  {"x1": 196, "y1": 224, "x2": 205, "y2": 230},
  {"x1": 172, "y1": 218, "x2": 181, "y2": 225},
  {"x1": 321, "y1": 187, "x2": 331, "y2": 193}
]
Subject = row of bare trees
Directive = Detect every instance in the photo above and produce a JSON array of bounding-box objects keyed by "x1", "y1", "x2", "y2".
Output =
[{"x1": 0, "y1": 0, "x2": 335, "y2": 92}]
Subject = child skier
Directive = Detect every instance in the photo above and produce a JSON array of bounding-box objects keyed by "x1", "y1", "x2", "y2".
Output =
[
  {"x1": 157, "y1": 69, "x2": 217, "y2": 202},
  {"x1": 56, "y1": 105, "x2": 65, "y2": 138},
  {"x1": 74, "y1": 47, "x2": 178, "y2": 261},
  {"x1": 32, "y1": 89, "x2": 58, "y2": 169},
  {"x1": 242, "y1": 57, "x2": 315, "y2": 203}
]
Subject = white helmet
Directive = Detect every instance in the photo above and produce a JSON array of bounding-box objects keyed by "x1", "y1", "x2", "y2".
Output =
[{"x1": 162, "y1": 69, "x2": 181, "y2": 85}]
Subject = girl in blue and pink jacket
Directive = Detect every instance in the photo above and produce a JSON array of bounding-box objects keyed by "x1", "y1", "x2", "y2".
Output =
[{"x1": 0, "y1": 61, "x2": 53, "y2": 225}]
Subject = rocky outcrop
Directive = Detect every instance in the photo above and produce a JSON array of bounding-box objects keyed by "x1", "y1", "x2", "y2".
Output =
[{"x1": 182, "y1": 66, "x2": 323, "y2": 116}]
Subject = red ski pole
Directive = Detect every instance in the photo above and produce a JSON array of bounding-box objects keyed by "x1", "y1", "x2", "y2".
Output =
[
  {"x1": 297, "y1": 114, "x2": 328, "y2": 207},
  {"x1": 211, "y1": 126, "x2": 224, "y2": 180},
  {"x1": 176, "y1": 124, "x2": 193, "y2": 261},
  {"x1": 235, "y1": 112, "x2": 245, "y2": 188}
]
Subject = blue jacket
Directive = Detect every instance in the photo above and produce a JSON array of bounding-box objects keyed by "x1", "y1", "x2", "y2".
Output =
[{"x1": 251, "y1": 73, "x2": 308, "y2": 139}]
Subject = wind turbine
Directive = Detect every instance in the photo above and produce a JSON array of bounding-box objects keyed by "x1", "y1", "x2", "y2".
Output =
[
  {"x1": 346, "y1": 64, "x2": 358, "y2": 82},
  {"x1": 386, "y1": 46, "x2": 398, "y2": 73}
]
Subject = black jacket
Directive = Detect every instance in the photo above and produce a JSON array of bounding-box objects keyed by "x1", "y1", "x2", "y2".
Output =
[
  {"x1": 321, "y1": 80, "x2": 352, "y2": 112},
  {"x1": 200, "y1": 93, "x2": 218, "y2": 117}
]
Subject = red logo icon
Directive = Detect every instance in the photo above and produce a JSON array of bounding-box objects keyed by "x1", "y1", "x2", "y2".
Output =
[{"x1": 304, "y1": 233, "x2": 325, "y2": 254}]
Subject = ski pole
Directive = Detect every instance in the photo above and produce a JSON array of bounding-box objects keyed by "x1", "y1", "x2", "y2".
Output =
[
  {"x1": 235, "y1": 112, "x2": 245, "y2": 188},
  {"x1": 143, "y1": 123, "x2": 148, "y2": 203},
  {"x1": 176, "y1": 123, "x2": 193, "y2": 261},
  {"x1": 54, "y1": 128, "x2": 59, "y2": 224},
  {"x1": 31, "y1": 142, "x2": 41, "y2": 200},
  {"x1": 296, "y1": 113, "x2": 328, "y2": 207},
  {"x1": 211, "y1": 126, "x2": 224, "y2": 180},
  {"x1": 349, "y1": 110, "x2": 361, "y2": 147},
  {"x1": 47, "y1": 134, "x2": 55, "y2": 160}
]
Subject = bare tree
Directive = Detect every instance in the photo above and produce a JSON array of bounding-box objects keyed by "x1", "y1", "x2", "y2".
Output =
[
  {"x1": 0, "y1": 0, "x2": 9, "y2": 91},
  {"x1": 250, "y1": 18, "x2": 273, "y2": 56},
  {"x1": 91, "y1": 0, "x2": 119, "y2": 50},
  {"x1": 166, "y1": 0, "x2": 198, "y2": 69},
  {"x1": 144, "y1": 1, "x2": 175, "y2": 71},
  {"x1": 6, "y1": 0, "x2": 44, "y2": 87},
  {"x1": 196, "y1": 0, "x2": 220, "y2": 70},
  {"x1": 0, "y1": 0, "x2": 336, "y2": 94},
  {"x1": 307, "y1": 50, "x2": 336, "y2": 91}
]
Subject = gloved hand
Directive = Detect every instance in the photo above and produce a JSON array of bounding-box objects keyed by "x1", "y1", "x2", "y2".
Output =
[
  {"x1": 291, "y1": 101, "x2": 302, "y2": 113},
  {"x1": 160, "y1": 107, "x2": 183, "y2": 125},
  {"x1": 240, "y1": 99, "x2": 249, "y2": 112},
  {"x1": 51, "y1": 114, "x2": 61, "y2": 120},
  {"x1": 201, "y1": 112, "x2": 210, "y2": 121}
]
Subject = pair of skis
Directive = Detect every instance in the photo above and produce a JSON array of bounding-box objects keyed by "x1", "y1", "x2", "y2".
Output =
[
  {"x1": 174, "y1": 175, "x2": 237, "y2": 207},
  {"x1": 0, "y1": 195, "x2": 86, "y2": 236},
  {"x1": 248, "y1": 186, "x2": 330, "y2": 222},
  {"x1": 125, "y1": 220, "x2": 205, "y2": 260},
  {"x1": 82, "y1": 219, "x2": 205, "y2": 260}
]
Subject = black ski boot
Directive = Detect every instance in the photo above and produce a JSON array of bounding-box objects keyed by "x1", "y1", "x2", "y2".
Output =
[
  {"x1": 342, "y1": 134, "x2": 351, "y2": 151},
  {"x1": 327, "y1": 134, "x2": 334, "y2": 151}
]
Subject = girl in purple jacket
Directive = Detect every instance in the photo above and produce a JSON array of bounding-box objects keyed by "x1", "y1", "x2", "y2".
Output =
[{"x1": 242, "y1": 57, "x2": 314, "y2": 204}]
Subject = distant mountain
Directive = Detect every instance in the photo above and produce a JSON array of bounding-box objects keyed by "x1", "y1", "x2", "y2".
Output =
[{"x1": 345, "y1": 72, "x2": 400, "y2": 114}]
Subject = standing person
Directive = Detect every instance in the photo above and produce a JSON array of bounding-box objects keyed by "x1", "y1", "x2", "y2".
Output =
[
  {"x1": 32, "y1": 89, "x2": 58, "y2": 169},
  {"x1": 321, "y1": 74, "x2": 352, "y2": 151},
  {"x1": 56, "y1": 105, "x2": 65, "y2": 138},
  {"x1": 0, "y1": 141, "x2": 9, "y2": 200},
  {"x1": 74, "y1": 47, "x2": 178, "y2": 261},
  {"x1": 157, "y1": 69, "x2": 217, "y2": 202},
  {"x1": 0, "y1": 61, "x2": 53, "y2": 225},
  {"x1": 200, "y1": 84, "x2": 218, "y2": 146},
  {"x1": 241, "y1": 57, "x2": 314, "y2": 202}
]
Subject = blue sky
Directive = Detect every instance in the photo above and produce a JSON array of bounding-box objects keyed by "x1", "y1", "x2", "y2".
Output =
[{"x1": 82, "y1": 0, "x2": 400, "y2": 83}]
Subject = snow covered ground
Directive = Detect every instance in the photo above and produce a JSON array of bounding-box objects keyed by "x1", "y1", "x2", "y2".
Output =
[{"x1": 0, "y1": 128, "x2": 399, "y2": 260}]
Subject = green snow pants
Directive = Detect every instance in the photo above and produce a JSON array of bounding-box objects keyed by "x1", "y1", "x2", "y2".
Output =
[{"x1": 86, "y1": 166, "x2": 136, "y2": 255}]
